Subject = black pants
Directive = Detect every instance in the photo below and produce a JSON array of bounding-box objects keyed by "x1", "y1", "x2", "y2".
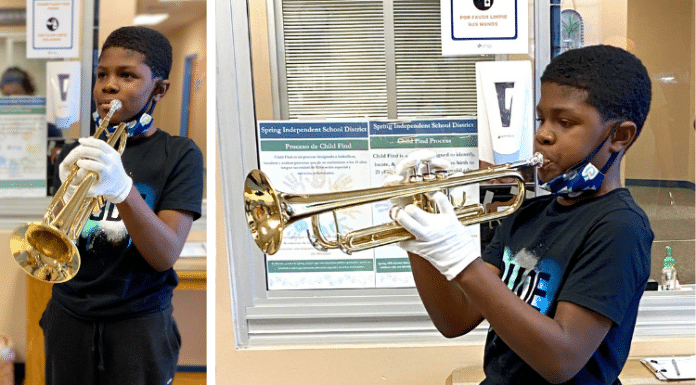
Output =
[{"x1": 40, "y1": 299, "x2": 181, "y2": 385}]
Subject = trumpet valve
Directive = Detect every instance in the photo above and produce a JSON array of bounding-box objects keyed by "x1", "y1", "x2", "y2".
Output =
[
  {"x1": 422, "y1": 158, "x2": 451, "y2": 181},
  {"x1": 408, "y1": 165, "x2": 423, "y2": 183}
]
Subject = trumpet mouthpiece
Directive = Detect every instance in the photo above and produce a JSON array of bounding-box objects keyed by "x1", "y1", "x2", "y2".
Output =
[
  {"x1": 530, "y1": 152, "x2": 544, "y2": 167},
  {"x1": 107, "y1": 100, "x2": 122, "y2": 118}
]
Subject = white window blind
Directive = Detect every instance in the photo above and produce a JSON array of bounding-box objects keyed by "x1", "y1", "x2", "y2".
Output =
[
  {"x1": 393, "y1": 0, "x2": 494, "y2": 118},
  {"x1": 281, "y1": 0, "x2": 388, "y2": 119},
  {"x1": 278, "y1": 0, "x2": 494, "y2": 120}
]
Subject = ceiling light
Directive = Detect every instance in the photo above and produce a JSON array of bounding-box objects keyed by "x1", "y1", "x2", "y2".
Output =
[{"x1": 133, "y1": 14, "x2": 169, "y2": 26}]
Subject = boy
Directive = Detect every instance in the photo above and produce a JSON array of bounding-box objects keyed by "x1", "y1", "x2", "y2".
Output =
[
  {"x1": 43, "y1": 26, "x2": 204, "y2": 384},
  {"x1": 393, "y1": 45, "x2": 652, "y2": 384}
]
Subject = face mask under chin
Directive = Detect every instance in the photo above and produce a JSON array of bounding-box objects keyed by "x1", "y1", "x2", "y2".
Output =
[
  {"x1": 538, "y1": 161, "x2": 607, "y2": 198},
  {"x1": 538, "y1": 121, "x2": 623, "y2": 199},
  {"x1": 92, "y1": 108, "x2": 154, "y2": 138}
]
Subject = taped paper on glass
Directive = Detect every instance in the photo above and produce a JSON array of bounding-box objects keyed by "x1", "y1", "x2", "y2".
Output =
[
  {"x1": 476, "y1": 60, "x2": 534, "y2": 165},
  {"x1": 0, "y1": 97, "x2": 47, "y2": 197},
  {"x1": 256, "y1": 118, "x2": 479, "y2": 290},
  {"x1": 441, "y1": 0, "x2": 529, "y2": 55},
  {"x1": 46, "y1": 61, "x2": 81, "y2": 130},
  {"x1": 26, "y1": 0, "x2": 80, "y2": 58}
]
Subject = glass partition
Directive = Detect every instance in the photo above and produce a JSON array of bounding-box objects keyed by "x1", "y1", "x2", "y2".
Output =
[{"x1": 220, "y1": 0, "x2": 694, "y2": 348}]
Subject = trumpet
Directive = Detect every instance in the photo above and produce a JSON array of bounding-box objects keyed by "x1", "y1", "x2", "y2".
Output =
[
  {"x1": 9, "y1": 100, "x2": 127, "y2": 283},
  {"x1": 244, "y1": 153, "x2": 543, "y2": 255}
]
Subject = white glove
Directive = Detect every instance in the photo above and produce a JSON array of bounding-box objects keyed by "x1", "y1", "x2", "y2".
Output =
[
  {"x1": 393, "y1": 191, "x2": 480, "y2": 280},
  {"x1": 60, "y1": 137, "x2": 132, "y2": 204}
]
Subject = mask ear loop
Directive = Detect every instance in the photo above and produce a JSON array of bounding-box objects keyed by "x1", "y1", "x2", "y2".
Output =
[
  {"x1": 122, "y1": 79, "x2": 163, "y2": 123},
  {"x1": 145, "y1": 79, "x2": 164, "y2": 115},
  {"x1": 563, "y1": 121, "x2": 623, "y2": 176}
]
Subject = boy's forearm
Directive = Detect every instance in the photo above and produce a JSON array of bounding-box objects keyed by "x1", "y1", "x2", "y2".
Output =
[
  {"x1": 453, "y1": 258, "x2": 609, "y2": 383},
  {"x1": 408, "y1": 252, "x2": 484, "y2": 338},
  {"x1": 116, "y1": 186, "x2": 193, "y2": 271}
]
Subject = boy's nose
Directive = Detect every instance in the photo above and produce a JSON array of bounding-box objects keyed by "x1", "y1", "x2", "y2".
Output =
[
  {"x1": 535, "y1": 124, "x2": 555, "y2": 145},
  {"x1": 102, "y1": 77, "x2": 118, "y2": 94}
]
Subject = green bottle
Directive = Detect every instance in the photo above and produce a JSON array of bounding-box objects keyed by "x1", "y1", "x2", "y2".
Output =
[{"x1": 660, "y1": 246, "x2": 678, "y2": 291}]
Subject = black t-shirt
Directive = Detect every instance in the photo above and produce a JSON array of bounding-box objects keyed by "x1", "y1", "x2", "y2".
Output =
[
  {"x1": 481, "y1": 189, "x2": 653, "y2": 385},
  {"x1": 51, "y1": 129, "x2": 204, "y2": 320}
]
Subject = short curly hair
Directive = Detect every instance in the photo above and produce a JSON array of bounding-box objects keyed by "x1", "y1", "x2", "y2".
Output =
[
  {"x1": 541, "y1": 45, "x2": 652, "y2": 134},
  {"x1": 101, "y1": 26, "x2": 172, "y2": 80}
]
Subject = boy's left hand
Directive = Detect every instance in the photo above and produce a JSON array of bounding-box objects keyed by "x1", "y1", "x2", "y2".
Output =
[
  {"x1": 393, "y1": 191, "x2": 480, "y2": 280},
  {"x1": 62, "y1": 137, "x2": 133, "y2": 204}
]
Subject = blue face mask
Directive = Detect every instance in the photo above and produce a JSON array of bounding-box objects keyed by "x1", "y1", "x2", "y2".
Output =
[
  {"x1": 93, "y1": 110, "x2": 153, "y2": 138},
  {"x1": 539, "y1": 123, "x2": 621, "y2": 199}
]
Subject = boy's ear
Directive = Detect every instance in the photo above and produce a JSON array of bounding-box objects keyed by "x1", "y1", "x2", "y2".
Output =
[
  {"x1": 152, "y1": 79, "x2": 171, "y2": 102},
  {"x1": 610, "y1": 121, "x2": 638, "y2": 152}
]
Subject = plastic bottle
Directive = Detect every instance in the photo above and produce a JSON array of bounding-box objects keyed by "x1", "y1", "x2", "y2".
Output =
[{"x1": 660, "y1": 246, "x2": 678, "y2": 291}]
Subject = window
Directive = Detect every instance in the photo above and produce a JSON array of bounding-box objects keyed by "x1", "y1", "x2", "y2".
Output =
[{"x1": 219, "y1": 0, "x2": 695, "y2": 348}]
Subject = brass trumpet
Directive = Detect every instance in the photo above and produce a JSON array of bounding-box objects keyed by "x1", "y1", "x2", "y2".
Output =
[
  {"x1": 10, "y1": 100, "x2": 127, "y2": 283},
  {"x1": 244, "y1": 153, "x2": 543, "y2": 255}
]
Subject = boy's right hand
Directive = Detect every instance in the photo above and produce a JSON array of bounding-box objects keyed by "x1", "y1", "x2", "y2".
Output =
[
  {"x1": 59, "y1": 138, "x2": 133, "y2": 204},
  {"x1": 393, "y1": 191, "x2": 480, "y2": 280}
]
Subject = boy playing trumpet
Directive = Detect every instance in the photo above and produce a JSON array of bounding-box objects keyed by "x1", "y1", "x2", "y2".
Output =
[
  {"x1": 44, "y1": 26, "x2": 203, "y2": 384},
  {"x1": 393, "y1": 45, "x2": 653, "y2": 384}
]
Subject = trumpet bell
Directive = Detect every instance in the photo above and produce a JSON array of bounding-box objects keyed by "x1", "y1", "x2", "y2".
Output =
[
  {"x1": 10, "y1": 223, "x2": 80, "y2": 283},
  {"x1": 244, "y1": 169, "x2": 285, "y2": 255}
]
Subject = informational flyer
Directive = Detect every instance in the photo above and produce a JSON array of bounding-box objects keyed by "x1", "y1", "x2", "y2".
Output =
[
  {"x1": 369, "y1": 119, "x2": 480, "y2": 288},
  {"x1": 441, "y1": 0, "x2": 528, "y2": 55},
  {"x1": 26, "y1": 0, "x2": 80, "y2": 58},
  {"x1": 257, "y1": 118, "x2": 479, "y2": 290},
  {"x1": 0, "y1": 97, "x2": 47, "y2": 197}
]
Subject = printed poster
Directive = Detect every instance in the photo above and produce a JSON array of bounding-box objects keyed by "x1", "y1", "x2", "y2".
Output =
[
  {"x1": 257, "y1": 118, "x2": 479, "y2": 290},
  {"x1": 26, "y1": 0, "x2": 80, "y2": 58},
  {"x1": 0, "y1": 97, "x2": 47, "y2": 197},
  {"x1": 441, "y1": 0, "x2": 528, "y2": 55}
]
